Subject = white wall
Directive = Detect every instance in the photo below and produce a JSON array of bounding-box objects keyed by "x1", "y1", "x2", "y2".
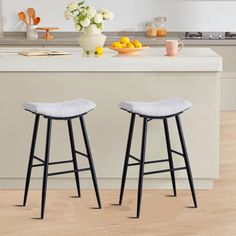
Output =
[{"x1": 1, "y1": 0, "x2": 236, "y2": 32}]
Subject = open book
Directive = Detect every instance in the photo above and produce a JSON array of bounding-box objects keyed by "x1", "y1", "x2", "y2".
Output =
[{"x1": 19, "y1": 50, "x2": 71, "y2": 57}]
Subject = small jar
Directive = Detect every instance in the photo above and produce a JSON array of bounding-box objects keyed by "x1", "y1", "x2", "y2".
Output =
[
  {"x1": 155, "y1": 17, "x2": 167, "y2": 37},
  {"x1": 146, "y1": 22, "x2": 157, "y2": 37},
  {"x1": 27, "y1": 25, "x2": 38, "y2": 40}
]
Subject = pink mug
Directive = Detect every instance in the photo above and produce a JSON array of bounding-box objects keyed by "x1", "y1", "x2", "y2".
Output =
[{"x1": 165, "y1": 40, "x2": 184, "y2": 57}]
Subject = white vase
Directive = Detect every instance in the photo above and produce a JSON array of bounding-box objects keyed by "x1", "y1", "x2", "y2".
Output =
[{"x1": 78, "y1": 25, "x2": 106, "y2": 54}]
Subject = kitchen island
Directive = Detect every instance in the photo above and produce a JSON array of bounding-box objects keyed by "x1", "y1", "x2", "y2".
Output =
[{"x1": 0, "y1": 47, "x2": 222, "y2": 190}]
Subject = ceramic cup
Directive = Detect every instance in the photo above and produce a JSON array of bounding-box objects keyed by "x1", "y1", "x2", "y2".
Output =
[{"x1": 165, "y1": 40, "x2": 184, "y2": 57}]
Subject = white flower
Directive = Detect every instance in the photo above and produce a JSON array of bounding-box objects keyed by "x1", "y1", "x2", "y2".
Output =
[
  {"x1": 98, "y1": 9, "x2": 114, "y2": 21},
  {"x1": 64, "y1": 10, "x2": 72, "y2": 20},
  {"x1": 94, "y1": 14, "x2": 103, "y2": 24},
  {"x1": 81, "y1": 17, "x2": 91, "y2": 27},
  {"x1": 87, "y1": 6, "x2": 96, "y2": 19},
  {"x1": 105, "y1": 11, "x2": 114, "y2": 21},
  {"x1": 65, "y1": 2, "x2": 113, "y2": 31},
  {"x1": 98, "y1": 8, "x2": 105, "y2": 14},
  {"x1": 75, "y1": 24, "x2": 82, "y2": 31},
  {"x1": 73, "y1": 16, "x2": 78, "y2": 23},
  {"x1": 67, "y1": 2, "x2": 79, "y2": 12},
  {"x1": 79, "y1": 8, "x2": 87, "y2": 15}
]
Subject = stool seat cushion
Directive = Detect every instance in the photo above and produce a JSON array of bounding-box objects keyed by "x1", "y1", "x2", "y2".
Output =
[
  {"x1": 119, "y1": 98, "x2": 191, "y2": 117},
  {"x1": 23, "y1": 99, "x2": 96, "y2": 118}
]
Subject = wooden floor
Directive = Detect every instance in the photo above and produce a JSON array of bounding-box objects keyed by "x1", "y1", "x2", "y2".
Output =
[{"x1": 1, "y1": 112, "x2": 236, "y2": 236}]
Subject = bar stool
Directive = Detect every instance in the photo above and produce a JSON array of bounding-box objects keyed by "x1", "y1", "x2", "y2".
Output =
[
  {"x1": 22, "y1": 99, "x2": 102, "y2": 219},
  {"x1": 118, "y1": 97, "x2": 197, "y2": 218}
]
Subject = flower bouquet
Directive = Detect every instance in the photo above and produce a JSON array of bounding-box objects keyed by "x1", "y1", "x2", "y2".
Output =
[{"x1": 65, "y1": 1, "x2": 114, "y2": 54}]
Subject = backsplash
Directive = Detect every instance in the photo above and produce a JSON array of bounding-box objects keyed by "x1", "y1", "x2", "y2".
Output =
[{"x1": 1, "y1": 0, "x2": 236, "y2": 32}]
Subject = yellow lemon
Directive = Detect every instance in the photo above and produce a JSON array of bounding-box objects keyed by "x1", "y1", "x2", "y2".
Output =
[
  {"x1": 112, "y1": 42, "x2": 122, "y2": 48},
  {"x1": 95, "y1": 47, "x2": 104, "y2": 56},
  {"x1": 112, "y1": 41, "x2": 119, "y2": 47},
  {"x1": 116, "y1": 42, "x2": 123, "y2": 48},
  {"x1": 133, "y1": 39, "x2": 140, "y2": 45},
  {"x1": 121, "y1": 43, "x2": 127, "y2": 48},
  {"x1": 126, "y1": 43, "x2": 135, "y2": 48},
  {"x1": 134, "y1": 42, "x2": 142, "y2": 48},
  {"x1": 120, "y1": 37, "x2": 130, "y2": 44}
]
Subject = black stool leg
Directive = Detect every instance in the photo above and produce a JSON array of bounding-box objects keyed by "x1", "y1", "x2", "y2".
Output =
[
  {"x1": 137, "y1": 117, "x2": 148, "y2": 218},
  {"x1": 41, "y1": 119, "x2": 52, "y2": 219},
  {"x1": 163, "y1": 118, "x2": 177, "y2": 196},
  {"x1": 23, "y1": 114, "x2": 40, "y2": 206},
  {"x1": 68, "y1": 119, "x2": 81, "y2": 198},
  {"x1": 175, "y1": 115, "x2": 197, "y2": 208},
  {"x1": 80, "y1": 116, "x2": 102, "y2": 209},
  {"x1": 119, "y1": 113, "x2": 136, "y2": 205}
]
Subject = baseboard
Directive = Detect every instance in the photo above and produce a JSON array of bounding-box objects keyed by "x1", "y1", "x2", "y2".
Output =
[{"x1": 0, "y1": 178, "x2": 213, "y2": 190}]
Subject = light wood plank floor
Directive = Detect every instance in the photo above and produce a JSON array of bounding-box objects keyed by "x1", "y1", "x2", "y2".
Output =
[{"x1": 0, "y1": 112, "x2": 236, "y2": 236}]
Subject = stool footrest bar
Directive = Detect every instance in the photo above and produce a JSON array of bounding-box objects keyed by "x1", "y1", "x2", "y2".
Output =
[
  {"x1": 144, "y1": 167, "x2": 186, "y2": 176},
  {"x1": 171, "y1": 150, "x2": 184, "y2": 157},
  {"x1": 128, "y1": 159, "x2": 169, "y2": 167},
  {"x1": 49, "y1": 160, "x2": 73, "y2": 165},
  {"x1": 48, "y1": 168, "x2": 91, "y2": 176},
  {"x1": 32, "y1": 155, "x2": 44, "y2": 163},
  {"x1": 32, "y1": 164, "x2": 44, "y2": 167},
  {"x1": 75, "y1": 151, "x2": 88, "y2": 158},
  {"x1": 32, "y1": 160, "x2": 73, "y2": 167},
  {"x1": 145, "y1": 159, "x2": 169, "y2": 165}
]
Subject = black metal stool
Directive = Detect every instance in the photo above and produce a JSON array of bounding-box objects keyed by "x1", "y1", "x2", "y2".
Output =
[
  {"x1": 118, "y1": 98, "x2": 197, "y2": 218},
  {"x1": 22, "y1": 99, "x2": 102, "y2": 219}
]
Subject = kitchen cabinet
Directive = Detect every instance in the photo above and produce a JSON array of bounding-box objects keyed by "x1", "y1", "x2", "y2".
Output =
[
  {"x1": 208, "y1": 46, "x2": 236, "y2": 111},
  {"x1": 184, "y1": 46, "x2": 236, "y2": 111}
]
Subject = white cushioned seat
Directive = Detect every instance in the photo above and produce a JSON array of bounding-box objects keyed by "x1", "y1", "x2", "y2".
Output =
[
  {"x1": 23, "y1": 99, "x2": 96, "y2": 118},
  {"x1": 119, "y1": 97, "x2": 191, "y2": 117}
]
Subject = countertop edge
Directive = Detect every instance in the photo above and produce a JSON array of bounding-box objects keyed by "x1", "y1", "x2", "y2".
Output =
[{"x1": 0, "y1": 47, "x2": 222, "y2": 73}]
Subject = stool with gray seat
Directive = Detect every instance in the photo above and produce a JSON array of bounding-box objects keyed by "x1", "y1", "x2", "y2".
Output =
[
  {"x1": 22, "y1": 99, "x2": 102, "y2": 219},
  {"x1": 118, "y1": 97, "x2": 197, "y2": 218}
]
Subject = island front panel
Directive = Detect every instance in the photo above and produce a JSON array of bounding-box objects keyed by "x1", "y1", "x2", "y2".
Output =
[{"x1": 0, "y1": 72, "x2": 220, "y2": 189}]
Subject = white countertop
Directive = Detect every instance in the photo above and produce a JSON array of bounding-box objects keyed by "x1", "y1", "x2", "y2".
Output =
[{"x1": 0, "y1": 47, "x2": 222, "y2": 72}]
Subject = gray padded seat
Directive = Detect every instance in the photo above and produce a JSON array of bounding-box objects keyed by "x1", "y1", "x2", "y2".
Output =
[
  {"x1": 119, "y1": 97, "x2": 191, "y2": 117},
  {"x1": 23, "y1": 98, "x2": 96, "y2": 118}
]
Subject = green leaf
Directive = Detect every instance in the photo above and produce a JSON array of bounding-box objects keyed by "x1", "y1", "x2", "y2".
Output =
[
  {"x1": 78, "y1": 15, "x2": 87, "y2": 21},
  {"x1": 78, "y1": 1, "x2": 85, "y2": 7},
  {"x1": 96, "y1": 23, "x2": 103, "y2": 30}
]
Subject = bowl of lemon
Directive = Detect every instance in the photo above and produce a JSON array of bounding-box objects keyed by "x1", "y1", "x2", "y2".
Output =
[{"x1": 110, "y1": 37, "x2": 149, "y2": 55}]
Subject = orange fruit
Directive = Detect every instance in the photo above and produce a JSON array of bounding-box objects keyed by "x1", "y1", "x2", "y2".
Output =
[
  {"x1": 133, "y1": 39, "x2": 140, "y2": 45},
  {"x1": 134, "y1": 42, "x2": 142, "y2": 48}
]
